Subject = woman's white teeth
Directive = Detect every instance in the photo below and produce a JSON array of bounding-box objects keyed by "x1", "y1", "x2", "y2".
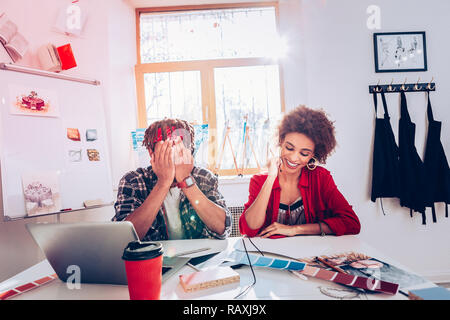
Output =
[{"x1": 286, "y1": 160, "x2": 299, "y2": 167}]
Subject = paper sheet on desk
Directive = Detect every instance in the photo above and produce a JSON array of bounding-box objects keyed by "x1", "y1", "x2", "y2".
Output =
[
  {"x1": 160, "y1": 238, "x2": 229, "y2": 258},
  {"x1": 222, "y1": 251, "x2": 305, "y2": 271},
  {"x1": 234, "y1": 236, "x2": 365, "y2": 260}
]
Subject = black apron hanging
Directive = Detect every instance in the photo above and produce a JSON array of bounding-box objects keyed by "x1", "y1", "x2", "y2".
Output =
[
  {"x1": 423, "y1": 92, "x2": 450, "y2": 221},
  {"x1": 371, "y1": 92, "x2": 401, "y2": 204},
  {"x1": 398, "y1": 91, "x2": 427, "y2": 224}
]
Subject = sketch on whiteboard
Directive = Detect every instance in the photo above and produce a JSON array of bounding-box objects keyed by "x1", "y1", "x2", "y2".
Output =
[
  {"x1": 86, "y1": 129, "x2": 98, "y2": 141},
  {"x1": 131, "y1": 129, "x2": 150, "y2": 168},
  {"x1": 9, "y1": 84, "x2": 60, "y2": 117},
  {"x1": 67, "y1": 128, "x2": 81, "y2": 141},
  {"x1": 22, "y1": 171, "x2": 62, "y2": 216},
  {"x1": 68, "y1": 149, "x2": 82, "y2": 162},
  {"x1": 87, "y1": 149, "x2": 100, "y2": 161}
]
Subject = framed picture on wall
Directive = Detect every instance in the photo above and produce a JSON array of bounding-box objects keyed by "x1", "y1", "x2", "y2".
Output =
[{"x1": 373, "y1": 31, "x2": 427, "y2": 72}]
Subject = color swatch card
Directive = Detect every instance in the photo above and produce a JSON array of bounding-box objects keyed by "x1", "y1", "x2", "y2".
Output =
[
  {"x1": 0, "y1": 273, "x2": 57, "y2": 300},
  {"x1": 223, "y1": 251, "x2": 306, "y2": 271},
  {"x1": 299, "y1": 252, "x2": 428, "y2": 292},
  {"x1": 224, "y1": 250, "x2": 399, "y2": 295},
  {"x1": 297, "y1": 265, "x2": 399, "y2": 295}
]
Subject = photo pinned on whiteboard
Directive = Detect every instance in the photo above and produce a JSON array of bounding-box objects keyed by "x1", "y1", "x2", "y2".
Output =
[
  {"x1": 86, "y1": 129, "x2": 97, "y2": 141},
  {"x1": 222, "y1": 251, "x2": 306, "y2": 271},
  {"x1": 87, "y1": 149, "x2": 100, "y2": 161},
  {"x1": 9, "y1": 84, "x2": 60, "y2": 117},
  {"x1": 131, "y1": 129, "x2": 146, "y2": 151},
  {"x1": 67, "y1": 128, "x2": 81, "y2": 141},
  {"x1": 68, "y1": 149, "x2": 82, "y2": 162},
  {"x1": 131, "y1": 129, "x2": 150, "y2": 168},
  {"x1": 22, "y1": 171, "x2": 62, "y2": 217}
]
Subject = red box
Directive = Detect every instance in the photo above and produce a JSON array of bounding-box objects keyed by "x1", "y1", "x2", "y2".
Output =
[{"x1": 56, "y1": 44, "x2": 77, "y2": 70}]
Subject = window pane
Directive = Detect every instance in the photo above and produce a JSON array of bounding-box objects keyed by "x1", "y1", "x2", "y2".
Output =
[
  {"x1": 214, "y1": 65, "x2": 282, "y2": 172},
  {"x1": 140, "y1": 7, "x2": 278, "y2": 63},
  {"x1": 144, "y1": 71, "x2": 203, "y2": 124}
]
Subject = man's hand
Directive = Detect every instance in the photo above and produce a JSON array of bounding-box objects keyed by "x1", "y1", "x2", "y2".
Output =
[
  {"x1": 150, "y1": 140, "x2": 175, "y2": 187},
  {"x1": 173, "y1": 137, "x2": 194, "y2": 183},
  {"x1": 257, "y1": 222, "x2": 298, "y2": 238}
]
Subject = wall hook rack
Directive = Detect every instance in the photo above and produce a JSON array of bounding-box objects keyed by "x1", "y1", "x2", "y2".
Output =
[{"x1": 369, "y1": 78, "x2": 436, "y2": 93}]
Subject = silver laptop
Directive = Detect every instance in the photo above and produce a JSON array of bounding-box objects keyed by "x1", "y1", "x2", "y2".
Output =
[{"x1": 26, "y1": 221, "x2": 189, "y2": 285}]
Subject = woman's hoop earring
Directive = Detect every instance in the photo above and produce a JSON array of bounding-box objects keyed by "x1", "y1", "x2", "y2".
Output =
[
  {"x1": 307, "y1": 157, "x2": 318, "y2": 171},
  {"x1": 278, "y1": 148, "x2": 283, "y2": 172}
]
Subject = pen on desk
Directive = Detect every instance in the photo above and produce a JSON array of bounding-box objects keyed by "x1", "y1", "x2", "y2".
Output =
[
  {"x1": 187, "y1": 263, "x2": 201, "y2": 272},
  {"x1": 289, "y1": 270, "x2": 308, "y2": 281},
  {"x1": 172, "y1": 247, "x2": 210, "y2": 257},
  {"x1": 60, "y1": 208, "x2": 72, "y2": 212},
  {"x1": 315, "y1": 256, "x2": 348, "y2": 274}
]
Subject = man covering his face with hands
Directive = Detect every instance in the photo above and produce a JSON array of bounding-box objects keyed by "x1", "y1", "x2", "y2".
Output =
[{"x1": 113, "y1": 119, "x2": 232, "y2": 241}]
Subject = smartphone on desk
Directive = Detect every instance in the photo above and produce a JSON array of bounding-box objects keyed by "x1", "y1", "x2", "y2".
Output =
[{"x1": 188, "y1": 252, "x2": 220, "y2": 268}]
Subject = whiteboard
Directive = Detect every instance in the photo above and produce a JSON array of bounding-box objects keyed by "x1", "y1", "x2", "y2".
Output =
[{"x1": 0, "y1": 67, "x2": 113, "y2": 220}]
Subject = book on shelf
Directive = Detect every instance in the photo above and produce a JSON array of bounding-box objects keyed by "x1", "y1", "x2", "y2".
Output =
[
  {"x1": 37, "y1": 43, "x2": 77, "y2": 72},
  {"x1": 0, "y1": 42, "x2": 13, "y2": 63},
  {"x1": 37, "y1": 43, "x2": 62, "y2": 72},
  {"x1": 0, "y1": 12, "x2": 29, "y2": 63},
  {"x1": 56, "y1": 43, "x2": 77, "y2": 70}
]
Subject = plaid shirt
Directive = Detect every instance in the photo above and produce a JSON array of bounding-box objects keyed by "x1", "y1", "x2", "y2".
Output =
[{"x1": 113, "y1": 166, "x2": 232, "y2": 241}]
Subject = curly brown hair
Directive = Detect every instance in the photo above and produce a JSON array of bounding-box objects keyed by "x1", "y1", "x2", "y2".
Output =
[
  {"x1": 278, "y1": 105, "x2": 336, "y2": 163},
  {"x1": 142, "y1": 118, "x2": 195, "y2": 154}
]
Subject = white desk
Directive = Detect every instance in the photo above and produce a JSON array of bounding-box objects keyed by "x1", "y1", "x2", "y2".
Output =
[{"x1": 0, "y1": 236, "x2": 436, "y2": 300}]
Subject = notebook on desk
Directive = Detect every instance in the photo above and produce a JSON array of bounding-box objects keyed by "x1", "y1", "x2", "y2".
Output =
[{"x1": 26, "y1": 222, "x2": 189, "y2": 285}]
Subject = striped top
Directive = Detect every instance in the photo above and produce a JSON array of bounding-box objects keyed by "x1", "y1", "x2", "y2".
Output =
[{"x1": 277, "y1": 196, "x2": 306, "y2": 225}]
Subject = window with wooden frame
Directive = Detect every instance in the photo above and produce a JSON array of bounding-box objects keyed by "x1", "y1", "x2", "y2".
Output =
[{"x1": 135, "y1": 2, "x2": 286, "y2": 176}]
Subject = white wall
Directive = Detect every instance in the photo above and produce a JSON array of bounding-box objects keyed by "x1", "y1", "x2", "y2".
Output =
[{"x1": 104, "y1": 0, "x2": 139, "y2": 186}]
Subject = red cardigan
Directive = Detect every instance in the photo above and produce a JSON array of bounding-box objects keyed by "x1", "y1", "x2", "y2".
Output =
[{"x1": 239, "y1": 166, "x2": 361, "y2": 237}]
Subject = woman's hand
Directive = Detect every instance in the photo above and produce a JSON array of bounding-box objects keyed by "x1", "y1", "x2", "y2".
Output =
[
  {"x1": 150, "y1": 140, "x2": 175, "y2": 187},
  {"x1": 267, "y1": 157, "x2": 281, "y2": 177},
  {"x1": 258, "y1": 222, "x2": 299, "y2": 238}
]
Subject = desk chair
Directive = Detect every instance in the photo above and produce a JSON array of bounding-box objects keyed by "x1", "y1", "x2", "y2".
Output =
[{"x1": 229, "y1": 206, "x2": 244, "y2": 237}]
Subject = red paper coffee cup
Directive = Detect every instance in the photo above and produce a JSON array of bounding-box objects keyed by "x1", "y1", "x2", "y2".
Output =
[{"x1": 122, "y1": 241, "x2": 163, "y2": 300}]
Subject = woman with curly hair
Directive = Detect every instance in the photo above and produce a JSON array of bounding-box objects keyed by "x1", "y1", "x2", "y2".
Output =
[{"x1": 239, "y1": 106, "x2": 360, "y2": 238}]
